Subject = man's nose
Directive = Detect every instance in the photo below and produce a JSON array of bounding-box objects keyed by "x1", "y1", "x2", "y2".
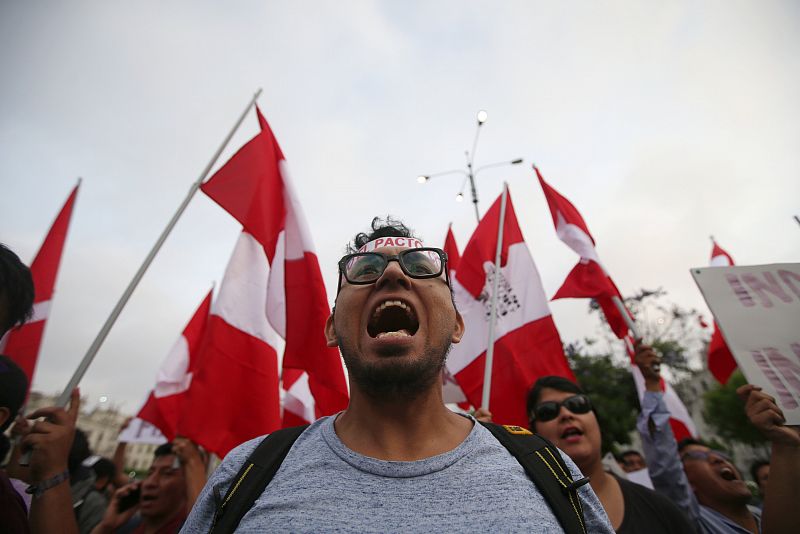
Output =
[{"x1": 375, "y1": 259, "x2": 411, "y2": 290}]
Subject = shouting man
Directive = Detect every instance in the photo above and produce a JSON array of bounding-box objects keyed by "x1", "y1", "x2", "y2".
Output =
[{"x1": 183, "y1": 217, "x2": 613, "y2": 533}]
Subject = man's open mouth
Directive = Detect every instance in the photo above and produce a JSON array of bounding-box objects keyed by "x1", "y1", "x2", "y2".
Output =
[
  {"x1": 719, "y1": 467, "x2": 738, "y2": 482},
  {"x1": 367, "y1": 300, "x2": 419, "y2": 339}
]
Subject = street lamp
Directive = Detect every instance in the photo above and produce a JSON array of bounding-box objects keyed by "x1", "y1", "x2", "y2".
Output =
[{"x1": 417, "y1": 110, "x2": 523, "y2": 222}]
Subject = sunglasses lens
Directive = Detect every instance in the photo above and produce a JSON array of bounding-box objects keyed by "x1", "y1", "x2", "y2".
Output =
[
  {"x1": 564, "y1": 395, "x2": 591, "y2": 414},
  {"x1": 345, "y1": 254, "x2": 386, "y2": 283},
  {"x1": 534, "y1": 402, "x2": 561, "y2": 422},
  {"x1": 401, "y1": 249, "x2": 442, "y2": 277}
]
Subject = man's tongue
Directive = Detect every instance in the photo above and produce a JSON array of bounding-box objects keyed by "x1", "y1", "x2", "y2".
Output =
[{"x1": 376, "y1": 330, "x2": 411, "y2": 339}]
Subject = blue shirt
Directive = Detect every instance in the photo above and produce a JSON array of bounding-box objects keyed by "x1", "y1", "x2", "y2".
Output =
[
  {"x1": 182, "y1": 414, "x2": 613, "y2": 533},
  {"x1": 637, "y1": 391, "x2": 761, "y2": 534}
]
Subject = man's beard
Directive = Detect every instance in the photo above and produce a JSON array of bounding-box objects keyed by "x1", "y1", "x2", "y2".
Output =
[{"x1": 339, "y1": 337, "x2": 451, "y2": 401}]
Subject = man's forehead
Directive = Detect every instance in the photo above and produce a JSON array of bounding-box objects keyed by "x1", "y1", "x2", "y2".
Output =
[
  {"x1": 151, "y1": 455, "x2": 178, "y2": 469},
  {"x1": 357, "y1": 236, "x2": 424, "y2": 253}
]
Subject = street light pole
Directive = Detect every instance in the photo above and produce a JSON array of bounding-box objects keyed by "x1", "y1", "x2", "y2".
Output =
[{"x1": 418, "y1": 110, "x2": 521, "y2": 223}]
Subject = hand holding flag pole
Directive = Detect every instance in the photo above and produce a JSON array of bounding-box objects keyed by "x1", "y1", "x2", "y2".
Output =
[
  {"x1": 481, "y1": 183, "x2": 509, "y2": 411},
  {"x1": 19, "y1": 89, "x2": 263, "y2": 465}
]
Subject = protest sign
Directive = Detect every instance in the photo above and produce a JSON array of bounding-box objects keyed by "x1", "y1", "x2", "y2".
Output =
[
  {"x1": 692, "y1": 263, "x2": 800, "y2": 425},
  {"x1": 118, "y1": 417, "x2": 168, "y2": 445}
]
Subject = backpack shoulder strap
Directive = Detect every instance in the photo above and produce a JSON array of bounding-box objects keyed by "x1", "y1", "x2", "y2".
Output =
[
  {"x1": 209, "y1": 424, "x2": 309, "y2": 534},
  {"x1": 479, "y1": 421, "x2": 589, "y2": 534}
]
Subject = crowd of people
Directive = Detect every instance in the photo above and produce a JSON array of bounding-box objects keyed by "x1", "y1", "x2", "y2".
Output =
[{"x1": 1, "y1": 218, "x2": 798, "y2": 533}]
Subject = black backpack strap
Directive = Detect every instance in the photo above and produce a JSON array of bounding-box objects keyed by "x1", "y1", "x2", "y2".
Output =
[
  {"x1": 209, "y1": 425, "x2": 309, "y2": 534},
  {"x1": 480, "y1": 421, "x2": 589, "y2": 534}
]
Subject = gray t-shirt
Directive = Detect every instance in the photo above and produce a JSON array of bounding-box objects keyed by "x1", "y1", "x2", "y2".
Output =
[{"x1": 182, "y1": 415, "x2": 613, "y2": 533}]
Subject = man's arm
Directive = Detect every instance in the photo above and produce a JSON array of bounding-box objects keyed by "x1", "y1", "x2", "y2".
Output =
[
  {"x1": 111, "y1": 417, "x2": 132, "y2": 488},
  {"x1": 634, "y1": 343, "x2": 701, "y2": 522},
  {"x1": 23, "y1": 389, "x2": 81, "y2": 534},
  {"x1": 738, "y1": 384, "x2": 800, "y2": 534},
  {"x1": 172, "y1": 436, "x2": 207, "y2": 511}
]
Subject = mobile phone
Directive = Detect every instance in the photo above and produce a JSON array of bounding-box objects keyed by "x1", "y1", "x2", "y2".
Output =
[{"x1": 117, "y1": 486, "x2": 141, "y2": 513}]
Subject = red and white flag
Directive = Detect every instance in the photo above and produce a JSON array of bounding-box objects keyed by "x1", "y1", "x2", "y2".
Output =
[
  {"x1": 1, "y1": 183, "x2": 79, "y2": 387},
  {"x1": 536, "y1": 167, "x2": 630, "y2": 338},
  {"x1": 625, "y1": 337, "x2": 697, "y2": 441},
  {"x1": 446, "y1": 186, "x2": 574, "y2": 427},
  {"x1": 182, "y1": 106, "x2": 348, "y2": 455},
  {"x1": 440, "y1": 224, "x2": 469, "y2": 406},
  {"x1": 138, "y1": 290, "x2": 212, "y2": 441},
  {"x1": 707, "y1": 240, "x2": 737, "y2": 383},
  {"x1": 443, "y1": 223, "x2": 461, "y2": 272}
]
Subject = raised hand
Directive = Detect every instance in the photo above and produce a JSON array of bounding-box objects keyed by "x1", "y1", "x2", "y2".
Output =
[{"x1": 23, "y1": 388, "x2": 80, "y2": 482}]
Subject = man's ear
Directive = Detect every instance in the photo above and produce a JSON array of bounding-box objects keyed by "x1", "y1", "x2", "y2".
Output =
[
  {"x1": 325, "y1": 312, "x2": 338, "y2": 347},
  {"x1": 451, "y1": 310, "x2": 465, "y2": 344}
]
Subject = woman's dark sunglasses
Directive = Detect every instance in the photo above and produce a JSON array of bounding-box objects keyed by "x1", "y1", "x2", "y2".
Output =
[
  {"x1": 529, "y1": 394, "x2": 592, "y2": 424},
  {"x1": 336, "y1": 248, "x2": 449, "y2": 292}
]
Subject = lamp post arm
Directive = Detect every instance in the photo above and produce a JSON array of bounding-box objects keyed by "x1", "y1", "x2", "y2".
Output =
[
  {"x1": 421, "y1": 168, "x2": 468, "y2": 180},
  {"x1": 474, "y1": 158, "x2": 524, "y2": 175}
]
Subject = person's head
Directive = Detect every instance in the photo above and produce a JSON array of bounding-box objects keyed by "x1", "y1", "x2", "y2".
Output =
[
  {"x1": 527, "y1": 376, "x2": 601, "y2": 470},
  {"x1": 90, "y1": 457, "x2": 117, "y2": 492},
  {"x1": 139, "y1": 443, "x2": 187, "y2": 522},
  {"x1": 325, "y1": 217, "x2": 463, "y2": 401},
  {"x1": 750, "y1": 460, "x2": 769, "y2": 497},
  {"x1": 68, "y1": 428, "x2": 91, "y2": 476},
  {"x1": 619, "y1": 450, "x2": 646, "y2": 473},
  {"x1": 0, "y1": 243, "x2": 34, "y2": 336},
  {"x1": 677, "y1": 438, "x2": 751, "y2": 507},
  {"x1": 0, "y1": 355, "x2": 28, "y2": 432}
]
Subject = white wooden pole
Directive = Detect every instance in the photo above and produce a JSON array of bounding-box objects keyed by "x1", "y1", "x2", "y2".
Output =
[
  {"x1": 481, "y1": 183, "x2": 509, "y2": 410},
  {"x1": 20, "y1": 89, "x2": 262, "y2": 464}
]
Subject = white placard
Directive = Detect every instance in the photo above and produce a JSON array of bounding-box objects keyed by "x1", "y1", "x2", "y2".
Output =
[
  {"x1": 692, "y1": 263, "x2": 800, "y2": 425},
  {"x1": 117, "y1": 417, "x2": 168, "y2": 445}
]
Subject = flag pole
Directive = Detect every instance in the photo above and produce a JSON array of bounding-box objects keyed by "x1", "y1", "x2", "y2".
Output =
[
  {"x1": 57, "y1": 88, "x2": 263, "y2": 407},
  {"x1": 20, "y1": 89, "x2": 263, "y2": 465},
  {"x1": 611, "y1": 295, "x2": 640, "y2": 340},
  {"x1": 481, "y1": 183, "x2": 508, "y2": 410}
]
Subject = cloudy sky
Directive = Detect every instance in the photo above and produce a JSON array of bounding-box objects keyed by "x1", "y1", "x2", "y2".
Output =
[{"x1": 1, "y1": 1, "x2": 798, "y2": 413}]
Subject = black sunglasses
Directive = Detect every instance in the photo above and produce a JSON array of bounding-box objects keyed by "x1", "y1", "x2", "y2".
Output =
[
  {"x1": 529, "y1": 394, "x2": 592, "y2": 424},
  {"x1": 336, "y1": 248, "x2": 449, "y2": 293}
]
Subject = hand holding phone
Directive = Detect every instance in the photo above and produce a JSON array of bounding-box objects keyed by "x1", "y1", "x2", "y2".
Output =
[{"x1": 117, "y1": 485, "x2": 141, "y2": 513}]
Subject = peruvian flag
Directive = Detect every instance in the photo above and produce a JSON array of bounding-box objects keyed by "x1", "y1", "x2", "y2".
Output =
[
  {"x1": 187, "y1": 106, "x2": 348, "y2": 453},
  {"x1": 137, "y1": 290, "x2": 212, "y2": 440},
  {"x1": 443, "y1": 223, "x2": 461, "y2": 271},
  {"x1": 626, "y1": 337, "x2": 697, "y2": 441},
  {"x1": 536, "y1": 167, "x2": 630, "y2": 338},
  {"x1": 707, "y1": 240, "x2": 737, "y2": 383},
  {"x1": 0, "y1": 182, "x2": 79, "y2": 388},
  {"x1": 446, "y1": 186, "x2": 574, "y2": 427},
  {"x1": 440, "y1": 224, "x2": 469, "y2": 406}
]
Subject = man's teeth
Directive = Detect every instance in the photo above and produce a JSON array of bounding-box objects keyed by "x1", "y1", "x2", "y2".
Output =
[
  {"x1": 376, "y1": 330, "x2": 411, "y2": 339},
  {"x1": 375, "y1": 300, "x2": 410, "y2": 314}
]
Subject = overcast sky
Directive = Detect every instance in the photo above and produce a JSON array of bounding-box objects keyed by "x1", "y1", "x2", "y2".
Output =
[{"x1": 1, "y1": 1, "x2": 798, "y2": 413}]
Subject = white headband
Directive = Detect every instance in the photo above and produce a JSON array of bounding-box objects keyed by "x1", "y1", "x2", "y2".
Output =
[{"x1": 357, "y1": 236, "x2": 425, "y2": 253}]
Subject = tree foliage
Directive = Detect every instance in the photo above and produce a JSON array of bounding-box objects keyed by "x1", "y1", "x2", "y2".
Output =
[
  {"x1": 565, "y1": 342, "x2": 639, "y2": 454},
  {"x1": 589, "y1": 288, "x2": 707, "y2": 380},
  {"x1": 703, "y1": 371, "x2": 768, "y2": 447}
]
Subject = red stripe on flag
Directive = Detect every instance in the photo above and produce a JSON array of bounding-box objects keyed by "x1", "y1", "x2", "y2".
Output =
[
  {"x1": 454, "y1": 316, "x2": 574, "y2": 427},
  {"x1": 178, "y1": 315, "x2": 281, "y2": 457}
]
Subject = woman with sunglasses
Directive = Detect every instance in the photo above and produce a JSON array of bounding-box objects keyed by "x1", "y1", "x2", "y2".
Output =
[{"x1": 527, "y1": 376, "x2": 694, "y2": 533}]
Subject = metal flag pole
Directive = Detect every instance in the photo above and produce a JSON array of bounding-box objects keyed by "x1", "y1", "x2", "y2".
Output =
[
  {"x1": 611, "y1": 295, "x2": 640, "y2": 341},
  {"x1": 20, "y1": 89, "x2": 262, "y2": 465},
  {"x1": 481, "y1": 182, "x2": 509, "y2": 410}
]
